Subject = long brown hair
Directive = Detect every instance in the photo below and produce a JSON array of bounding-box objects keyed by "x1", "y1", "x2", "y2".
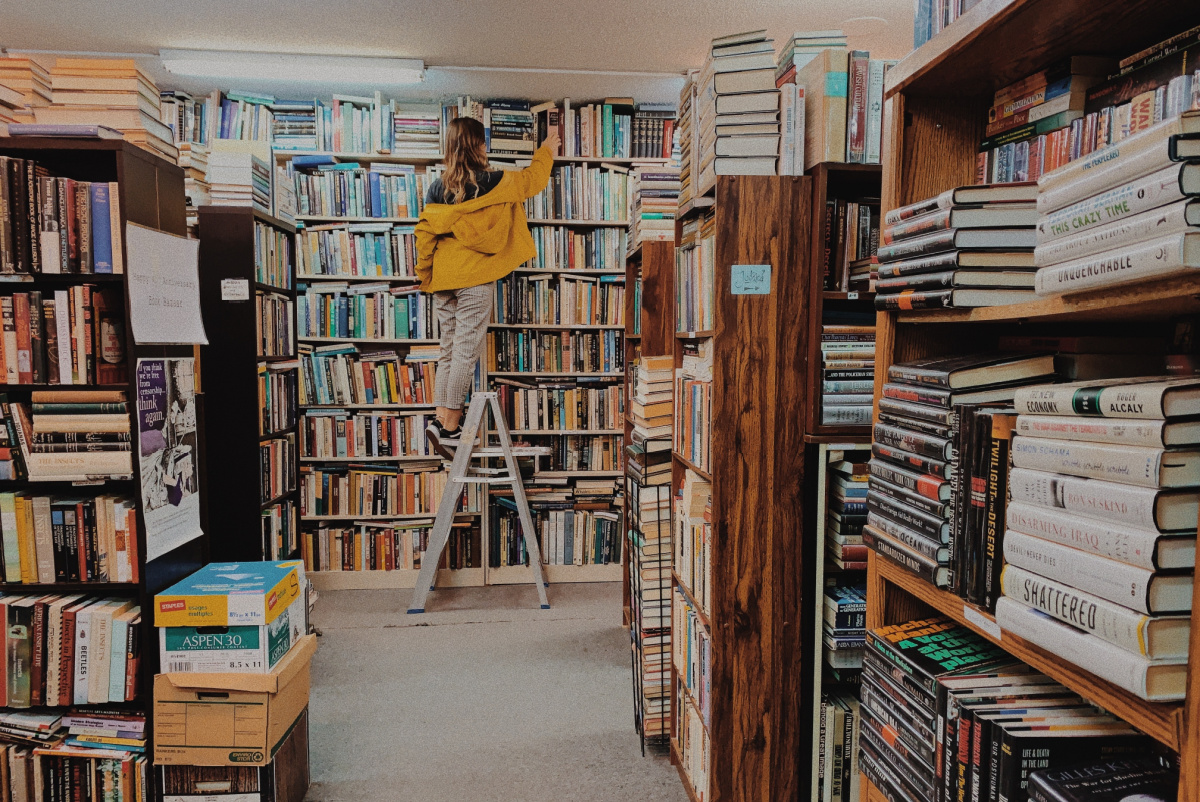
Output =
[{"x1": 442, "y1": 117, "x2": 489, "y2": 204}]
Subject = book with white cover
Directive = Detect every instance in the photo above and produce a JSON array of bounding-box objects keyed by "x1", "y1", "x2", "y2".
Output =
[
  {"x1": 1005, "y1": 500, "x2": 1194, "y2": 569},
  {"x1": 994, "y1": 597, "x2": 1186, "y2": 700},
  {"x1": 1014, "y1": 414, "x2": 1200, "y2": 447},
  {"x1": 1010, "y1": 435, "x2": 1200, "y2": 488},
  {"x1": 1002, "y1": 529, "x2": 1192, "y2": 613},
  {"x1": 1000, "y1": 563, "x2": 1189, "y2": 659},
  {"x1": 778, "y1": 83, "x2": 797, "y2": 176},
  {"x1": 1012, "y1": 376, "x2": 1200, "y2": 419},
  {"x1": 1036, "y1": 163, "x2": 1200, "y2": 244},
  {"x1": 1034, "y1": 199, "x2": 1200, "y2": 267},
  {"x1": 1008, "y1": 467, "x2": 1200, "y2": 532},
  {"x1": 1037, "y1": 140, "x2": 1179, "y2": 214},
  {"x1": 1035, "y1": 231, "x2": 1200, "y2": 295}
]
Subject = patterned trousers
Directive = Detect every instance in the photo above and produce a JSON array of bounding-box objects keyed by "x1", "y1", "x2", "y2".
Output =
[{"x1": 432, "y1": 283, "x2": 494, "y2": 410}]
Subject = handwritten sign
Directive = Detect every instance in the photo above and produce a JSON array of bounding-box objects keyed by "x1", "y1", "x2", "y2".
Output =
[
  {"x1": 221, "y1": 278, "x2": 251, "y2": 301},
  {"x1": 126, "y1": 223, "x2": 208, "y2": 344},
  {"x1": 731, "y1": 264, "x2": 771, "y2": 295}
]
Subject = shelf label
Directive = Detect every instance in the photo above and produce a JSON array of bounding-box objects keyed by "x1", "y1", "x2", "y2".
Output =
[
  {"x1": 221, "y1": 278, "x2": 251, "y2": 301},
  {"x1": 964, "y1": 605, "x2": 1002, "y2": 641},
  {"x1": 847, "y1": 291, "x2": 859, "y2": 300},
  {"x1": 731, "y1": 264, "x2": 771, "y2": 295}
]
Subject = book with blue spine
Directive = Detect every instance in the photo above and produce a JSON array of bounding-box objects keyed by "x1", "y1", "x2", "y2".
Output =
[{"x1": 89, "y1": 183, "x2": 113, "y2": 274}]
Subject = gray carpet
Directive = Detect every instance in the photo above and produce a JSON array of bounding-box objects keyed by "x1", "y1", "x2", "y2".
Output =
[{"x1": 305, "y1": 582, "x2": 687, "y2": 801}]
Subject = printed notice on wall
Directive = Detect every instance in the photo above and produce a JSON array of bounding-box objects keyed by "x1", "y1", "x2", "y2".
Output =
[
  {"x1": 137, "y1": 358, "x2": 203, "y2": 561},
  {"x1": 125, "y1": 223, "x2": 208, "y2": 345}
]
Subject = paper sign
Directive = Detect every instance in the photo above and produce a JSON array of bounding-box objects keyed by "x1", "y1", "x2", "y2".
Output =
[
  {"x1": 731, "y1": 264, "x2": 771, "y2": 295},
  {"x1": 126, "y1": 223, "x2": 208, "y2": 345},
  {"x1": 221, "y1": 278, "x2": 250, "y2": 301}
]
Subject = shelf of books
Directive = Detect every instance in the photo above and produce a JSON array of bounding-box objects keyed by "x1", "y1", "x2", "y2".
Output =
[
  {"x1": 0, "y1": 137, "x2": 210, "y2": 782},
  {"x1": 860, "y1": 4, "x2": 1200, "y2": 802},
  {"x1": 670, "y1": 174, "x2": 814, "y2": 800},
  {"x1": 197, "y1": 205, "x2": 300, "y2": 563}
]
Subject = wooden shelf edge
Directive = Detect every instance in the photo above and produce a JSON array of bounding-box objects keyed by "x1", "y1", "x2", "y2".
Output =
[
  {"x1": 873, "y1": 553, "x2": 1183, "y2": 750},
  {"x1": 670, "y1": 742, "x2": 704, "y2": 802},
  {"x1": 672, "y1": 451, "x2": 712, "y2": 481},
  {"x1": 671, "y1": 570, "x2": 711, "y2": 631}
]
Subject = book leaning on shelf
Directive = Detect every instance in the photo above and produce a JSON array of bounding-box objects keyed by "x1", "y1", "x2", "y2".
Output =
[{"x1": 991, "y1": 374, "x2": 1200, "y2": 701}]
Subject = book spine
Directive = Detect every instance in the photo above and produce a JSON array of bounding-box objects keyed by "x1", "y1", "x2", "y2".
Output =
[
  {"x1": 1005, "y1": 500, "x2": 1173, "y2": 570},
  {"x1": 869, "y1": 460, "x2": 947, "y2": 500},
  {"x1": 846, "y1": 52, "x2": 870, "y2": 163},
  {"x1": 873, "y1": 289, "x2": 954, "y2": 311},
  {"x1": 1012, "y1": 383, "x2": 1174, "y2": 419},
  {"x1": 866, "y1": 60, "x2": 885, "y2": 164},
  {"x1": 873, "y1": 423, "x2": 952, "y2": 460},
  {"x1": 1034, "y1": 199, "x2": 1194, "y2": 267},
  {"x1": 875, "y1": 248, "x2": 961, "y2": 279},
  {"x1": 872, "y1": 442, "x2": 950, "y2": 479},
  {"x1": 1034, "y1": 231, "x2": 1196, "y2": 296},
  {"x1": 870, "y1": 475, "x2": 949, "y2": 518},
  {"x1": 1010, "y1": 435, "x2": 1165, "y2": 487},
  {"x1": 867, "y1": 505, "x2": 946, "y2": 553},
  {"x1": 1037, "y1": 164, "x2": 1193, "y2": 244},
  {"x1": 882, "y1": 209, "x2": 953, "y2": 244},
  {"x1": 876, "y1": 229, "x2": 957, "y2": 262},
  {"x1": 1038, "y1": 140, "x2": 1176, "y2": 214},
  {"x1": 863, "y1": 524, "x2": 948, "y2": 587},
  {"x1": 1008, "y1": 467, "x2": 1171, "y2": 531},
  {"x1": 880, "y1": 384, "x2": 952, "y2": 410},
  {"x1": 1002, "y1": 529, "x2": 1164, "y2": 613}
]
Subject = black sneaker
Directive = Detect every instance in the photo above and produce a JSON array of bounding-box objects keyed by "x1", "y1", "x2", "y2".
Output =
[{"x1": 426, "y1": 421, "x2": 461, "y2": 460}]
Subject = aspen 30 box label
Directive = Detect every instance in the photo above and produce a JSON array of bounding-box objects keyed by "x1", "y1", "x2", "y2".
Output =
[{"x1": 731, "y1": 264, "x2": 771, "y2": 295}]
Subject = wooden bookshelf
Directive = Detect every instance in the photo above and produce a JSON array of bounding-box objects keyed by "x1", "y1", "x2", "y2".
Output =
[
  {"x1": 670, "y1": 175, "x2": 814, "y2": 801},
  {"x1": 197, "y1": 205, "x2": 299, "y2": 562},
  {"x1": 862, "y1": 2, "x2": 1200, "y2": 799},
  {"x1": 0, "y1": 138, "x2": 209, "y2": 752}
]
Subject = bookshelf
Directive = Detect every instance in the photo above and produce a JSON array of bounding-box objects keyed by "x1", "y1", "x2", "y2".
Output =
[
  {"x1": 669, "y1": 175, "x2": 814, "y2": 800},
  {"x1": 0, "y1": 138, "x2": 208, "y2": 751},
  {"x1": 197, "y1": 205, "x2": 300, "y2": 563},
  {"x1": 863, "y1": 1, "x2": 1200, "y2": 800}
]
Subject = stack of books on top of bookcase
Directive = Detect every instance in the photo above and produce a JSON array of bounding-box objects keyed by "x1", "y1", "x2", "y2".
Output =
[
  {"x1": 160, "y1": 90, "x2": 209, "y2": 146},
  {"x1": 0, "y1": 84, "x2": 22, "y2": 134},
  {"x1": 207, "y1": 146, "x2": 271, "y2": 212},
  {"x1": 0, "y1": 55, "x2": 51, "y2": 124},
  {"x1": 774, "y1": 31, "x2": 848, "y2": 176},
  {"x1": 993, "y1": 375, "x2": 1198, "y2": 701},
  {"x1": 912, "y1": 0, "x2": 983, "y2": 49},
  {"x1": 795, "y1": 46, "x2": 895, "y2": 169},
  {"x1": 873, "y1": 182, "x2": 1039, "y2": 310},
  {"x1": 1033, "y1": 112, "x2": 1200, "y2": 297},
  {"x1": 860, "y1": 615, "x2": 1154, "y2": 802}
]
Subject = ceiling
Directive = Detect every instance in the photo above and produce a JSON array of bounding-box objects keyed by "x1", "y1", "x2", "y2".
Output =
[{"x1": 3, "y1": 0, "x2": 914, "y2": 104}]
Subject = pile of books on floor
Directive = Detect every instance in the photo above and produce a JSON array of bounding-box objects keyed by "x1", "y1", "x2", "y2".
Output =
[
  {"x1": 1033, "y1": 111, "x2": 1200, "y2": 298},
  {"x1": 816, "y1": 691, "x2": 860, "y2": 802},
  {"x1": 866, "y1": 353, "x2": 1057, "y2": 588},
  {"x1": 821, "y1": 317, "x2": 875, "y2": 426},
  {"x1": 628, "y1": 165, "x2": 680, "y2": 250},
  {"x1": 826, "y1": 456, "x2": 868, "y2": 570},
  {"x1": 992, "y1": 374, "x2": 1198, "y2": 701},
  {"x1": 207, "y1": 145, "x2": 272, "y2": 212},
  {"x1": 36, "y1": 58, "x2": 177, "y2": 161},
  {"x1": 630, "y1": 354, "x2": 673, "y2": 443},
  {"x1": 0, "y1": 55, "x2": 51, "y2": 124},
  {"x1": 823, "y1": 581, "x2": 865, "y2": 672},
  {"x1": 860, "y1": 615, "x2": 1154, "y2": 802},
  {"x1": 874, "y1": 182, "x2": 1039, "y2": 310},
  {"x1": 696, "y1": 30, "x2": 781, "y2": 192},
  {"x1": 3, "y1": 390, "x2": 134, "y2": 480}
]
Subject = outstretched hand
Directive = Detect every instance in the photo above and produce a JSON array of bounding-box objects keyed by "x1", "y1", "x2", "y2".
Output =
[{"x1": 543, "y1": 128, "x2": 561, "y2": 155}]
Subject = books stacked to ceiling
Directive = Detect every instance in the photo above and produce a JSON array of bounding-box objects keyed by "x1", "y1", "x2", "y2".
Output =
[
  {"x1": 485, "y1": 100, "x2": 536, "y2": 156},
  {"x1": 821, "y1": 314, "x2": 875, "y2": 426},
  {"x1": 866, "y1": 353, "x2": 1057, "y2": 589},
  {"x1": 822, "y1": 195, "x2": 881, "y2": 291},
  {"x1": 823, "y1": 582, "x2": 865, "y2": 677},
  {"x1": 159, "y1": 90, "x2": 209, "y2": 145},
  {"x1": 993, "y1": 375, "x2": 1199, "y2": 702},
  {"x1": 270, "y1": 98, "x2": 318, "y2": 151},
  {"x1": 1032, "y1": 111, "x2": 1200, "y2": 298},
  {"x1": 873, "y1": 182, "x2": 1040, "y2": 310},
  {"x1": 630, "y1": 355, "x2": 673, "y2": 446},
  {"x1": 0, "y1": 55, "x2": 52, "y2": 125},
  {"x1": 912, "y1": 0, "x2": 984, "y2": 48},
  {"x1": 775, "y1": 31, "x2": 846, "y2": 176},
  {"x1": 696, "y1": 30, "x2": 781, "y2": 193},
  {"x1": 860, "y1": 615, "x2": 1154, "y2": 802},
  {"x1": 38, "y1": 58, "x2": 177, "y2": 162},
  {"x1": 207, "y1": 145, "x2": 272, "y2": 213},
  {"x1": 795, "y1": 45, "x2": 896, "y2": 170},
  {"x1": 628, "y1": 164, "x2": 681, "y2": 250},
  {"x1": 392, "y1": 104, "x2": 442, "y2": 156},
  {"x1": 827, "y1": 455, "x2": 868, "y2": 570},
  {"x1": 5, "y1": 391, "x2": 134, "y2": 480}
]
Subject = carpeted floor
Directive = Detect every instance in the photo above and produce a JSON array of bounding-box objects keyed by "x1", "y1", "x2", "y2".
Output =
[{"x1": 305, "y1": 582, "x2": 686, "y2": 802}]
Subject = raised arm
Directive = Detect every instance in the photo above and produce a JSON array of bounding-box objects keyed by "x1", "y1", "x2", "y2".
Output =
[{"x1": 516, "y1": 144, "x2": 555, "y2": 199}]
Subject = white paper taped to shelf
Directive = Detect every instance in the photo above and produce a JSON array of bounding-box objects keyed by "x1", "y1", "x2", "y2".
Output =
[
  {"x1": 125, "y1": 222, "x2": 208, "y2": 345},
  {"x1": 964, "y1": 605, "x2": 1002, "y2": 641}
]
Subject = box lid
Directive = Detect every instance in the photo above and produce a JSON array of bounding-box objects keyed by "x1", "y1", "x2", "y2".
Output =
[
  {"x1": 157, "y1": 634, "x2": 316, "y2": 693},
  {"x1": 155, "y1": 561, "x2": 305, "y2": 627}
]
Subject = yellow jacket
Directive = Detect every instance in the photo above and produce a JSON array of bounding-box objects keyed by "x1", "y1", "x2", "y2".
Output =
[{"x1": 415, "y1": 146, "x2": 554, "y2": 293}]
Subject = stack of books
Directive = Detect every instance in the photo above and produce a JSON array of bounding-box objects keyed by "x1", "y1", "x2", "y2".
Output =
[
  {"x1": 826, "y1": 458, "x2": 868, "y2": 569},
  {"x1": 0, "y1": 709, "x2": 148, "y2": 792},
  {"x1": 873, "y1": 182, "x2": 1040, "y2": 310},
  {"x1": 178, "y1": 142, "x2": 210, "y2": 208},
  {"x1": 674, "y1": 468, "x2": 712, "y2": 612},
  {"x1": 630, "y1": 477, "x2": 671, "y2": 745},
  {"x1": 0, "y1": 83, "x2": 22, "y2": 134},
  {"x1": 8, "y1": 392, "x2": 134, "y2": 480},
  {"x1": 59, "y1": 710, "x2": 146, "y2": 754},
  {"x1": 860, "y1": 616, "x2": 1151, "y2": 802},
  {"x1": 270, "y1": 98, "x2": 318, "y2": 151},
  {"x1": 630, "y1": 354, "x2": 673, "y2": 443},
  {"x1": 816, "y1": 692, "x2": 861, "y2": 802},
  {"x1": 628, "y1": 165, "x2": 681, "y2": 250},
  {"x1": 993, "y1": 375, "x2": 1198, "y2": 701},
  {"x1": 776, "y1": 30, "x2": 848, "y2": 78},
  {"x1": 486, "y1": 99, "x2": 536, "y2": 156},
  {"x1": 1032, "y1": 111, "x2": 1200, "y2": 298},
  {"x1": 626, "y1": 439, "x2": 670, "y2": 486},
  {"x1": 207, "y1": 147, "x2": 272, "y2": 213},
  {"x1": 821, "y1": 319, "x2": 876, "y2": 426},
  {"x1": 37, "y1": 58, "x2": 177, "y2": 161},
  {"x1": 159, "y1": 90, "x2": 208, "y2": 146},
  {"x1": 823, "y1": 583, "x2": 866, "y2": 670},
  {"x1": 866, "y1": 353, "x2": 1057, "y2": 588},
  {"x1": 0, "y1": 55, "x2": 52, "y2": 124},
  {"x1": 696, "y1": 30, "x2": 781, "y2": 192},
  {"x1": 0, "y1": 492, "x2": 138, "y2": 582},
  {"x1": 796, "y1": 46, "x2": 896, "y2": 169},
  {"x1": 392, "y1": 104, "x2": 442, "y2": 156}
]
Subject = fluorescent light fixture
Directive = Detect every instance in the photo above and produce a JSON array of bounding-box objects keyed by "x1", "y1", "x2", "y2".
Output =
[{"x1": 159, "y1": 50, "x2": 424, "y2": 84}]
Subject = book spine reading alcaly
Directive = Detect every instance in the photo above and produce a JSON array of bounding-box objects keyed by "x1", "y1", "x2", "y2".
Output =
[{"x1": 1012, "y1": 377, "x2": 1200, "y2": 418}]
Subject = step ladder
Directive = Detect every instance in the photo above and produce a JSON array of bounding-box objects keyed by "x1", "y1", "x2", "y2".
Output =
[{"x1": 407, "y1": 392, "x2": 551, "y2": 613}]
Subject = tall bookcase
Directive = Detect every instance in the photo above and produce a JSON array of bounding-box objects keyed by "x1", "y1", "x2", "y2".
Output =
[
  {"x1": 862, "y1": 2, "x2": 1200, "y2": 801},
  {"x1": 0, "y1": 138, "x2": 208, "y2": 747},
  {"x1": 670, "y1": 175, "x2": 814, "y2": 801},
  {"x1": 196, "y1": 205, "x2": 300, "y2": 562}
]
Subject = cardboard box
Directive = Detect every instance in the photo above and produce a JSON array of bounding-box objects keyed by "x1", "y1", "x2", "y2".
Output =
[
  {"x1": 160, "y1": 594, "x2": 306, "y2": 674},
  {"x1": 154, "y1": 634, "x2": 316, "y2": 766},
  {"x1": 157, "y1": 708, "x2": 310, "y2": 802},
  {"x1": 155, "y1": 561, "x2": 306, "y2": 629}
]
